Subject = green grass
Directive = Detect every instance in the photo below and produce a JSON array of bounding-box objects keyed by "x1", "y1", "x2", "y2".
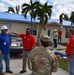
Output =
[
  {"x1": 60, "y1": 43, "x2": 67, "y2": 46},
  {"x1": 58, "y1": 43, "x2": 68, "y2": 71},
  {"x1": 58, "y1": 58, "x2": 68, "y2": 71},
  {"x1": 51, "y1": 46, "x2": 68, "y2": 71}
]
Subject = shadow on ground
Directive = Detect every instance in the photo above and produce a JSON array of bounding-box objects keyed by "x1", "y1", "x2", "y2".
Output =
[{"x1": 10, "y1": 53, "x2": 22, "y2": 59}]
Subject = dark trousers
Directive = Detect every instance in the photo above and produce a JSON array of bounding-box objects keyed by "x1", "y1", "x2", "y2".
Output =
[
  {"x1": 60, "y1": 19, "x2": 63, "y2": 24},
  {"x1": 58, "y1": 37, "x2": 61, "y2": 44},
  {"x1": 53, "y1": 39, "x2": 57, "y2": 48}
]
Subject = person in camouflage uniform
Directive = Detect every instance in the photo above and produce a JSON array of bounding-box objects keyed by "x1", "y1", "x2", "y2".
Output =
[{"x1": 27, "y1": 35, "x2": 58, "y2": 75}]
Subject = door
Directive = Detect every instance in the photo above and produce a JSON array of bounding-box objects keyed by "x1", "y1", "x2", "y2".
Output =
[{"x1": 46, "y1": 27, "x2": 52, "y2": 42}]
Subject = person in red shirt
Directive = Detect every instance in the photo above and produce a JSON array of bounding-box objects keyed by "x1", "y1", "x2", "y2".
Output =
[
  {"x1": 58, "y1": 29, "x2": 62, "y2": 44},
  {"x1": 66, "y1": 28, "x2": 74, "y2": 75},
  {"x1": 11, "y1": 28, "x2": 36, "y2": 73}
]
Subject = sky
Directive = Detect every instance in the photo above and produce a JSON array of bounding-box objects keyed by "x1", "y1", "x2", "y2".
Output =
[{"x1": 0, "y1": 0, "x2": 74, "y2": 19}]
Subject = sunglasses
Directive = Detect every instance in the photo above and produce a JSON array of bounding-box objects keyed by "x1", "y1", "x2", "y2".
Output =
[{"x1": 26, "y1": 30, "x2": 30, "y2": 32}]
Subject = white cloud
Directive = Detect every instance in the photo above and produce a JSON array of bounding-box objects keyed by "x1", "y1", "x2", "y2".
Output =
[
  {"x1": 0, "y1": 0, "x2": 74, "y2": 19},
  {"x1": 3, "y1": 0, "x2": 30, "y2": 6},
  {"x1": 0, "y1": 0, "x2": 30, "y2": 13},
  {"x1": 40, "y1": 0, "x2": 47, "y2": 4},
  {"x1": 51, "y1": 0, "x2": 74, "y2": 19},
  {"x1": 0, "y1": 3, "x2": 7, "y2": 12}
]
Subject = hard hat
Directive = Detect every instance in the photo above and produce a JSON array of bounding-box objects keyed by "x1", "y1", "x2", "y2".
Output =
[
  {"x1": 54, "y1": 29, "x2": 57, "y2": 32},
  {"x1": 1, "y1": 25, "x2": 8, "y2": 30}
]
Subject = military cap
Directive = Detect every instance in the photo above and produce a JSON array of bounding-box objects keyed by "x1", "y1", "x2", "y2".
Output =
[{"x1": 40, "y1": 35, "x2": 50, "y2": 42}]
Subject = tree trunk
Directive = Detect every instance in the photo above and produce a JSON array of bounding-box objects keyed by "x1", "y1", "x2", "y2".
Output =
[
  {"x1": 36, "y1": 25, "x2": 42, "y2": 46},
  {"x1": 31, "y1": 16, "x2": 33, "y2": 34}
]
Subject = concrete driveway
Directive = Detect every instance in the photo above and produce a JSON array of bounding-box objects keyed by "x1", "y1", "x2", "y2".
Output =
[{"x1": 2, "y1": 54, "x2": 69, "y2": 75}]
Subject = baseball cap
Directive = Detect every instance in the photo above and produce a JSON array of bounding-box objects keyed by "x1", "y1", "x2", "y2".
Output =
[{"x1": 40, "y1": 35, "x2": 50, "y2": 42}]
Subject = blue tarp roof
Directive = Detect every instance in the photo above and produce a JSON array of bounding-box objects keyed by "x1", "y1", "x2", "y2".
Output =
[
  {"x1": 0, "y1": 12, "x2": 73, "y2": 26},
  {"x1": 0, "y1": 12, "x2": 30, "y2": 22}
]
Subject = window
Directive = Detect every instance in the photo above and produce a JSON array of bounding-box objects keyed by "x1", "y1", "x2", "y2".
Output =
[{"x1": 26, "y1": 25, "x2": 37, "y2": 35}]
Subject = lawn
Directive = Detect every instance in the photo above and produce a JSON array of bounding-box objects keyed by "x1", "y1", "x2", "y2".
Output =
[
  {"x1": 58, "y1": 58, "x2": 68, "y2": 71},
  {"x1": 55, "y1": 48, "x2": 68, "y2": 72},
  {"x1": 60, "y1": 43, "x2": 67, "y2": 46},
  {"x1": 50, "y1": 44, "x2": 68, "y2": 72}
]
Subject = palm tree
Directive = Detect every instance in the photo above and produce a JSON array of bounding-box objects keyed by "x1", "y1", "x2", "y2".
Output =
[
  {"x1": 63, "y1": 13, "x2": 69, "y2": 21},
  {"x1": 7, "y1": 5, "x2": 20, "y2": 14},
  {"x1": 70, "y1": 11, "x2": 74, "y2": 25},
  {"x1": 34, "y1": 2, "x2": 53, "y2": 45},
  {"x1": 21, "y1": 0, "x2": 40, "y2": 33},
  {"x1": 63, "y1": 11, "x2": 74, "y2": 25}
]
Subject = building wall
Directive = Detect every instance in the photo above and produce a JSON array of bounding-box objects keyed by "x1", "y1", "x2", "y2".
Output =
[
  {"x1": 62, "y1": 27, "x2": 68, "y2": 43},
  {"x1": 46, "y1": 24, "x2": 59, "y2": 43},
  {"x1": 46, "y1": 24, "x2": 69, "y2": 43},
  {"x1": 0, "y1": 21, "x2": 27, "y2": 33},
  {"x1": 12, "y1": 22, "x2": 26, "y2": 33},
  {"x1": 0, "y1": 20, "x2": 70, "y2": 43}
]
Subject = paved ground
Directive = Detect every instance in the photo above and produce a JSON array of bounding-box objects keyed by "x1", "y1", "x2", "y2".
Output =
[
  {"x1": 3, "y1": 59, "x2": 69, "y2": 75},
  {"x1": 2, "y1": 44, "x2": 69, "y2": 75},
  {"x1": 48, "y1": 44, "x2": 66, "y2": 50}
]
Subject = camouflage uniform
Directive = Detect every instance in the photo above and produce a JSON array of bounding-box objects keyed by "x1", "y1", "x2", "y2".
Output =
[
  {"x1": 27, "y1": 35, "x2": 58, "y2": 75},
  {"x1": 27, "y1": 47, "x2": 58, "y2": 75}
]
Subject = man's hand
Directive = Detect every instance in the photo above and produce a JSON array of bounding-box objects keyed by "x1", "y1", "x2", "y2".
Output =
[
  {"x1": 66, "y1": 56, "x2": 71, "y2": 62},
  {"x1": 0, "y1": 50, "x2": 2, "y2": 55},
  {"x1": 10, "y1": 30, "x2": 20, "y2": 36},
  {"x1": 66, "y1": 48, "x2": 74, "y2": 62}
]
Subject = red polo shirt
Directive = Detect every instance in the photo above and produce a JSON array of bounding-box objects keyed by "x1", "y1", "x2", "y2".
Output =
[
  {"x1": 66, "y1": 36, "x2": 74, "y2": 55},
  {"x1": 20, "y1": 34, "x2": 36, "y2": 50},
  {"x1": 58, "y1": 31, "x2": 62, "y2": 37}
]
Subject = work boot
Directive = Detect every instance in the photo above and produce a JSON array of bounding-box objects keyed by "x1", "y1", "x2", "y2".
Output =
[
  {"x1": 20, "y1": 70, "x2": 26, "y2": 73},
  {"x1": 6, "y1": 70, "x2": 13, "y2": 73},
  {"x1": 0, "y1": 72, "x2": 5, "y2": 75}
]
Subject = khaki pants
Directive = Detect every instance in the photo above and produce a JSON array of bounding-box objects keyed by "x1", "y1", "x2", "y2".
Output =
[{"x1": 22, "y1": 50, "x2": 31, "y2": 70}]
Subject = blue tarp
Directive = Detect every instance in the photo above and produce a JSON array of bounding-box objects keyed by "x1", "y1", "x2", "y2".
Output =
[
  {"x1": 0, "y1": 12, "x2": 74, "y2": 26},
  {"x1": 52, "y1": 49, "x2": 67, "y2": 58}
]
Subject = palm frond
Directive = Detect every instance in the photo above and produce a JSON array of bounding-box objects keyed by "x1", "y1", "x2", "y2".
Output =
[
  {"x1": 8, "y1": 7, "x2": 15, "y2": 13},
  {"x1": 15, "y1": 5, "x2": 20, "y2": 14}
]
